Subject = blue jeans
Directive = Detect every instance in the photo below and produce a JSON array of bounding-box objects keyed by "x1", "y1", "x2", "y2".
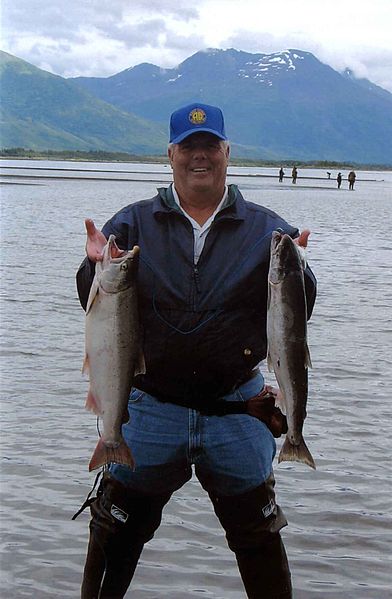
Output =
[{"x1": 110, "y1": 371, "x2": 276, "y2": 496}]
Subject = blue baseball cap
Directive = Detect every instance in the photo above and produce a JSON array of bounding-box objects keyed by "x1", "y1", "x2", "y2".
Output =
[{"x1": 169, "y1": 103, "x2": 227, "y2": 144}]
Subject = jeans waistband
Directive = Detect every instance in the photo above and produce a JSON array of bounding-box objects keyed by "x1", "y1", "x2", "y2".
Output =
[{"x1": 135, "y1": 369, "x2": 264, "y2": 415}]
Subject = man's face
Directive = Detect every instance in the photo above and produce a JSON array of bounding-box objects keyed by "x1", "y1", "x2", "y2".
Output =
[{"x1": 168, "y1": 132, "x2": 230, "y2": 198}]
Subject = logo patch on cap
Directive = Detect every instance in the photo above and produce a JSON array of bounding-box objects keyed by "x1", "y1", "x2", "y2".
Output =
[{"x1": 189, "y1": 108, "x2": 207, "y2": 125}]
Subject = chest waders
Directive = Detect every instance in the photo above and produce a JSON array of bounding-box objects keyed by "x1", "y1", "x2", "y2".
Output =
[
  {"x1": 209, "y1": 474, "x2": 292, "y2": 598},
  {"x1": 80, "y1": 474, "x2": 171, "y2": 599},
  {"x1": 79, "y1": 473, "x2": 291, "y2": 599}
]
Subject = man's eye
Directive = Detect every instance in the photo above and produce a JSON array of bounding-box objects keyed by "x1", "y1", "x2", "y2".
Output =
[{"x1": 179, "y1": 141, "x2": 220, "y2": 151}]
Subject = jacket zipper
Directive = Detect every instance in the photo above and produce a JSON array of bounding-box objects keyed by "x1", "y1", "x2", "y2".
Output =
[{"x1": 193, "y1": 265, "x2": 201, "y2": 293}]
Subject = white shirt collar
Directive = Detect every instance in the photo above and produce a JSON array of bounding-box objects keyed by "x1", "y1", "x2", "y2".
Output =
[
  {"x1": 172, "y1": 185, "x2": 228, "y2": 263},
  {"x1": 172, "y1": 185, "x2": 228, "y2": 231}
]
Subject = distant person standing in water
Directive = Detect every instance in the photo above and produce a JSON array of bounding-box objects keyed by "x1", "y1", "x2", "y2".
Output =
[
  {"x1": 291, "y1": 166, "x2": 298, "y2": 184},
  {"x1": 348, "y1": 170, "x2": 356, "y2": 190},
  {"x1": 337, "y1": 172, "x2": 342, "y2": 189},
  {"x1": 279, "y1": 167, "x2": 285, "y2": 182}
]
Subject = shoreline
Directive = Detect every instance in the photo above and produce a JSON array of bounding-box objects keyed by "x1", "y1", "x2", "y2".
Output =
[
  {"x1": 0, "y1": 165, "x2": 383, "y2": 183},
  {"x1": 1, "y1": 153, "x2": 391, "y2": 171}
]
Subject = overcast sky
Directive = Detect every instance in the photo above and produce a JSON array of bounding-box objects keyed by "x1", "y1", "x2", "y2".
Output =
[{"x1": 2, "y1": 0, "x2": 392, "y2": 92}]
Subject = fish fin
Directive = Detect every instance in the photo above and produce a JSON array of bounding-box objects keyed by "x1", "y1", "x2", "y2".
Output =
[
  {"x1": 278, "y1": 436, "x2": 316, "y2": 470},
  {"x1": 267, "y1": 348, "x2": 274, "y2": 372},
  {"x1": 85, "y1": 279, "x2": 99, "y2": 315},
  {"x1": 305, "y1": 343, "x2": 313, "y2": 369},
  {"x1": 275, "y1": 393, "x2": 287, "y2": 415},
  {"x1": 85, "y1": 389, "x2": 101, "y2": 415},
  {"x1": 82, "y1": 354, "x2": 89, "y2": 376},
  {"x1": 135, "y1": 350, "x2": 146, "y2": 376},
  {"x1": 88, "y1": 438, "x2": 136, "y2": 472}
]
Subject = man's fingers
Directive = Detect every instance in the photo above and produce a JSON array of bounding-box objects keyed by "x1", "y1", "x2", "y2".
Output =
[
  {"x1": 85, "y1": 218, "x2": 97, "y2": 237},
  {"x1": 84, "y1": 218, "x2": 107, "y2": 262},
  {"x1": 245, "y1": 393, "x2": 288, "y2": 437},
  {"x1": 296, "y1": 229, "x2": 311, "y2": 247},
  {"x1": 263, "y1": 385, "x2": 285, "y2": 409}
]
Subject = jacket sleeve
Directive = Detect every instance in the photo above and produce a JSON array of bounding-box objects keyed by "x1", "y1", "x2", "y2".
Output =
[
  {"x1": 76, "y1": 257, "x2": 96, "y2": 312},
  {"x1": 289, "y1": 227, "x2": 317, "y2": 320},
  {"x1": 304, "y1": 265, "x2": 317, "y2": 319}
]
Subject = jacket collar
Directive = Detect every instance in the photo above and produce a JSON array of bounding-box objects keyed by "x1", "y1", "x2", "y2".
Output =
[{"x1": 153, "y1": 184, "x2": 246, "y2": 221}]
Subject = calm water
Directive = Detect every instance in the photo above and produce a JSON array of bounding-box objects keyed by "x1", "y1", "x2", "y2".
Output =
[{"x1": 1, "y1": 161, "x2": 391, "y2": 598}]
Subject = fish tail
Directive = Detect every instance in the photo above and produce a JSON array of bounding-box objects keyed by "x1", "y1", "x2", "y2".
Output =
[
  {"x1": 278, "y1": 435, "x2": 316, "y2": 470},
  {"x1": 88, "y1": 438, "x2": 136, "y2": 472}
]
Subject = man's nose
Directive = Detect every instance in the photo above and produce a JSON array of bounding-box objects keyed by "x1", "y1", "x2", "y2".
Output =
[{"x1": 191, "y1": 143, "x2": 209, "y2": 156}]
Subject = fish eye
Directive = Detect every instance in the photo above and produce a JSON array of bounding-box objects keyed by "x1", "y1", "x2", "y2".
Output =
[{"x1": 120, "y1": 263, "x2": 128, "y2": 270}]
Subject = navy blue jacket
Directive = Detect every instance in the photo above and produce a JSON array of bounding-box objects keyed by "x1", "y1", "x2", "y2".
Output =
[{"x1": 77, "y1": 184, "x2": 317, "y2": 409}]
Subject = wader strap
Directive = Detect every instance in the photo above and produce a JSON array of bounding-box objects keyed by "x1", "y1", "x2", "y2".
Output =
[{"x1": 72, "y1": 469, "x2": 104, "y2": 520}]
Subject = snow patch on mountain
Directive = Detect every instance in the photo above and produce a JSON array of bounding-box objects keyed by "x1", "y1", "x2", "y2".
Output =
[
  {"x1": 167, "y1": 74, "x2": 182, "y2": 83},
  {"x1": 237, "y1": 50, "x2": 304, "y2": 84}
]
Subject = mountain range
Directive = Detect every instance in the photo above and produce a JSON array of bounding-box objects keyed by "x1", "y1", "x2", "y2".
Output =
[
  {"x1": 0, "y1": 51, "x2": 167, "y2": 154},
  {"x1": 1, "y1": 48, "x2": 392, "y2": 164}
]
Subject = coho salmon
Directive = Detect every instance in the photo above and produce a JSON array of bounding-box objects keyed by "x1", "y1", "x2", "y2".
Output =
[
  {"x1": 267, "y1": 231, "x2": 316, "y2": 469},
  {"x1": 83, "y1": 235, "x2": 145, "y2": 471}
]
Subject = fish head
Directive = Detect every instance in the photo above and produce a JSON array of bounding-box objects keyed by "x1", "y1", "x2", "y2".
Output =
[
  {"x1": 99, "y1": 237, "x2": 140, "y2": 294},
  {"x1": 269, "y1": 231, "x2": 303, "y2": 284}
]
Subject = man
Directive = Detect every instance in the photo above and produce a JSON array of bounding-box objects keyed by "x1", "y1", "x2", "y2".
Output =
[
  {"x1": 76, "y1": 103, "x2": 317, "y2": 598},
  {"x1": 348, "y1": 170, "x2": 356, "y2": 190},
  {"x1": 291, "y1": 166, "x2": 298, "y2": 184}
]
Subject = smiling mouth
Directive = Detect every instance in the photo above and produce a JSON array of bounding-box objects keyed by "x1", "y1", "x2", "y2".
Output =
[{"x1": 191, "y1": 167, "x2": 209, "y2": 173}]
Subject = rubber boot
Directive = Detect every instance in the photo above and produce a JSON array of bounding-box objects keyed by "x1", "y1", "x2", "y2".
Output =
[
  {"x1": 81, "y1": 528, "x2": 144, "y2": 599},
  {"x1": 209, "y1": 474, "x2": 292, "y2": 599},
  {"x1": 81, "y1": 473, "x2": 171, "y2": 599},
  {"x1": 235, "y1": 533, "x2": 292, "y2": 599}
]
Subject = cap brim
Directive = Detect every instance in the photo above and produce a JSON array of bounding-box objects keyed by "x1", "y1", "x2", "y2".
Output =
[{"x1": 170, "y1": 128, "x2": 227, "y2": 144}]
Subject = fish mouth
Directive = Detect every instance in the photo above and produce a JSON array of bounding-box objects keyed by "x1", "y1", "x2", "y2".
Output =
[
  {"x1": 271, "y1": 231, "x2": 290, "y2": 253},
  {"x1": 271, "y1": 230, "x2": 283, "y2": 251},
  {"x1": 270, "y1": 231, "x2": 303, "y2": 278},
  {"x1": 106, "y1": 238, "x2": 139, "y2": 264},
  {"x1": 271, "y1": 231, "x2": 295, "y2": 252}
]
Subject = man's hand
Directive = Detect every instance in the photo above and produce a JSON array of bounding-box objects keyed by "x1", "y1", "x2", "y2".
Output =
[
  {"x1": 85, "y1": 218, "x2": 107, "y2": 262},
  {"x1": 85, "y1": 218, "x2": 124, "y2": 262},
  {"x1": 246, "y1": 385, "x2": 288, "y2": 438}
]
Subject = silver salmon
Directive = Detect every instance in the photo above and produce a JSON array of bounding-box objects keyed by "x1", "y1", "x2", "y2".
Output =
[
  {"x1": 267, "y1": 231, "x2": 316, "y2": 469},
  {"x1": 83, "y1": 235, "x2": 145, "y2": 471}
]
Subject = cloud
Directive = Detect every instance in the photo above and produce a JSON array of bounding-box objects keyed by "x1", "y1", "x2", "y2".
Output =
[
  {"x1": 1, "y1": 0, "x2": 198, "y2": 44},
  {"x1": 1, "y1": 0, "x2": 203, "y2": 76},
  {"x1": 1, "y1": 0, "x2": 391, "y2": 91},
  {"x1": 223, "y1": 30, "x2": 316, "y2": 56}
]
